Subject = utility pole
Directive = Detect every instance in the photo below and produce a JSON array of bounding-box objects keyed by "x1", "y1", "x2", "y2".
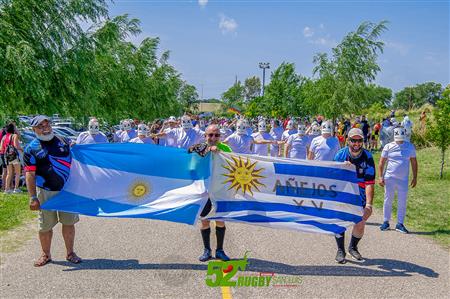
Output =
[{"x1": 259, "y1": 62, "x2": 270, "y2": 96}]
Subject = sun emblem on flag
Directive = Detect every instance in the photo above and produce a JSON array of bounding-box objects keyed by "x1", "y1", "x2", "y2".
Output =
[
  {"x1": 222, "y1": 155, "x2": 266, "y2": 196},
  {"x1": 128, "y1": 179, "x2": 151, "y2": 202}
]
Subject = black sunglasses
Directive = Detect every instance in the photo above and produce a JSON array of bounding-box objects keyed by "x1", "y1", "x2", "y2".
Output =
[
  {"x1": 349, "y1": 138, "x2": 363, "y2": 143},
  {"x1": 207, "y1": 133, "x2": 221, "y2": 137}
]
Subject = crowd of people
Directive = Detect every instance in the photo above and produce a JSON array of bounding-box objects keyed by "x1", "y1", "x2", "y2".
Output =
[{"x1": 0, "y1": 112, "x2": 418, "y2": 266}]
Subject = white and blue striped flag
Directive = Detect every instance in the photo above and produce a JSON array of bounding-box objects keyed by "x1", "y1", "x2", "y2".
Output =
[
  {"x1": 41, "y1": 143, "x2": 210, "y2": 225},
  {"x1": 208, "y1": 152, "x2": 363, "y2": 235}
]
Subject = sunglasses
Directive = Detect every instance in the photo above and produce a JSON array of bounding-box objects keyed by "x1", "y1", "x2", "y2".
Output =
[
  {"x1": 207, "y1": 133, "x2": 221, "y2": 138},
  {"x1": 349, "y1": 138, "x2": 363, "y2": 143}
]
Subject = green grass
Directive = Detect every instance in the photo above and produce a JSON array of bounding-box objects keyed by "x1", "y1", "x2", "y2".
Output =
[
  {"x1": 372, "y1": 147, "x2": 450, "y2": 247},
  {"x1": 0, "y1": 192, "x2": 36, "y2": 234}
]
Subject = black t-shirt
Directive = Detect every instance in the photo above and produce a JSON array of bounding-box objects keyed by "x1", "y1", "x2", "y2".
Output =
[
  {"x1": 361, "y1": 120, "x2": 370, "y2": 135},
  {"x1": 23, "y1": 136, "x2": 72, "y2": 191}
]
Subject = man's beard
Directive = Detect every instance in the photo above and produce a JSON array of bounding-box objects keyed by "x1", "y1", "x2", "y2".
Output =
[{"x1": 36, "y1": 132, "x2": 54, "y2": 141}]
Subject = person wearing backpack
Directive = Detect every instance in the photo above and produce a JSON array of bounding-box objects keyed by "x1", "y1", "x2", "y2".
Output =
[
  {"x1": 0, "y1": 125, "x2": 7, "y2": 191},
  {"x1": 0, "y1": 123, "x2": 23, "y2": 194}
]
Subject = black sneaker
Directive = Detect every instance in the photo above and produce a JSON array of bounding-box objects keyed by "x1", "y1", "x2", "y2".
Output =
[
  {"x1": 199, "y1": 248, "x2": 212, "y2": 262},
  {"x1": 348, "y1": 247, "x2": 363, "y2": 261},
  {"x1": 335, "y1": 249, "x2": 346, "y2": 264}
]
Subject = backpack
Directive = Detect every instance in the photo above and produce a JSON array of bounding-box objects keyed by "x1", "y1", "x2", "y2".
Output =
[{"x1": 5, "y1": 134, "x2": 18, "y2": 162}]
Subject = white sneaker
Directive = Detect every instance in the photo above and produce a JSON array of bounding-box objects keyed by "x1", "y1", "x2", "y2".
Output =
[
  {"x1": 4, "y1": 190, "x2": 13, "y2": 194},
  {"x1": 13, "y1": 189, "x2": 22, "y2": 194}
]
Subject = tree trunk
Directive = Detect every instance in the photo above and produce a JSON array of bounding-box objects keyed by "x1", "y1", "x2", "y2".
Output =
[{"x1": 440, "y1": 149, "x2": 445, "y2": 179}]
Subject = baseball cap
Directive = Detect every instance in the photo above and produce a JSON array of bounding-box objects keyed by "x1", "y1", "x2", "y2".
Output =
[
  {"x1": 30, "y1": 115, "x2": 50, "y2": 127},
  {"x1": 348, "y1": 128, "x2": 364, "y2": 138}
]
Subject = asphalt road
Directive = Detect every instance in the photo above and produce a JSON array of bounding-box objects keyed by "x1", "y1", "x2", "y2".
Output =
[{"x1": 0, "y1": 213, "x2": 448, "y2": 299}]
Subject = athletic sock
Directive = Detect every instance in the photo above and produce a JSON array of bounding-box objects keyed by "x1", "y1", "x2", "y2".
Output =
[
  {"x1": 216, "y1": 226, "x2": 226, "y2": 250},
  {"x1": 201, "y1": 228, "x2": 211, "y2": 250},
  {"x1": 349, "y1": 235, "x2": 361, "y2": 250},
  {"x1": 335, "y1": 233, "x2": 345, "y2": 252}
]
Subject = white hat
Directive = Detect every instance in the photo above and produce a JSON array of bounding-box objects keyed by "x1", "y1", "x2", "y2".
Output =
[
  {"x1": 168, "y1": 116, "x2": 177, "y2": 123},
  {"x1": 258, "y1": 121, "x2": 267, "y2": 132},
  {"x1": 137, "y1": 124, "x2": 149, "y2": 136},
  {"x1": 88, "y1": 119, "x2": 99, "y2": 135},
  {"x1": 181, "y1": 116, "x2": 193, "y2": 130},
  {"x1": 348, "y1": 128, "x2": 364, "y2": 139}
]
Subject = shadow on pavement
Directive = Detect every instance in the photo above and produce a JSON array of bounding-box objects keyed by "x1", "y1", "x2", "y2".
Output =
[
  {"x1": 51, "y1": 257, "x2": 439, "y2": 278},
  {"x1": 409, "y1": 229, "x2": 450, "y2": 236}
]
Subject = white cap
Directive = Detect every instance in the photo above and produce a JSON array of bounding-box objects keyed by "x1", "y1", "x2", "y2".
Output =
[
  {"x1": 321, "y1": 121, "x2": 333, "y2": 134},
  {"x1": 348, "y1": 128, "x2": 364, "y2": 138}
]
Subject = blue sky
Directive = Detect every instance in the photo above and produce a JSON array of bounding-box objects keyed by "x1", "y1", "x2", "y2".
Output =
[{"x1": 108, "y1": 0, "x2": 449, "y2": 99}]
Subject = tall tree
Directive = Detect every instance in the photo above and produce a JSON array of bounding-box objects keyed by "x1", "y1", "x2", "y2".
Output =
[
  {"x1": 221, "y1": 80, "x2": 245, "y2": 109},
  {"x1": 244, "y1": 76, "x2": 261, "y2": 101},
  {"x1": 306, "y1": 21, "x2": 388, "y2": 121}
]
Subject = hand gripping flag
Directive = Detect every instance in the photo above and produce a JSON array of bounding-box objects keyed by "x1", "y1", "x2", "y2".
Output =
[
  {"x1": 41, "y1": 143, "x2": 210, "y2": 225},
  {"x1": 207, "y1": 152, "x2": 363, "y2": 235}
]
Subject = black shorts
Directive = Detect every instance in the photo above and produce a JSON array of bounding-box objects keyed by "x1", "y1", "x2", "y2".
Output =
[
  {"x1": 0, "y1": 154, "x2": 6, "y2": 169},
  {"x1": 200, "y1": 199, "x2": 212, "y2": 217}
]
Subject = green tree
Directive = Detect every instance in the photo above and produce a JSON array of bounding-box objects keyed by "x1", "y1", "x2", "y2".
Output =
[
  {"x1": 362, "y1": 84, "x2": 392, "y2": 108},
  {"x1": 393, "y1": 82, "x2": 443, "y2": 110},
  {"x1": 264, "y1": 62, "x2": 306, "y2": 117},
  {"x1": 427, "y1": 85, "x2": 450, "y2": 179},
  {"x1": 221, "y1": 80, "x2": 245, "y2": 109},
  {"x1": 178, "y1": 83, "x2": 199, "y2": 113},
  {"x1": 244, "y1": 76, "x2": 261, "y2": 101},
  {"x1": 305, "y1": 21, "x2": 388, "y2": 121}
]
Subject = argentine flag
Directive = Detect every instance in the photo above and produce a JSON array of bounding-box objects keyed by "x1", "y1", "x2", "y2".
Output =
[
  {"x1": 208, "y1": 152, "x2": 363, "y2": 235},
  {"x1": 41, "y1": 143, "x2": 210, "y2": 225}
]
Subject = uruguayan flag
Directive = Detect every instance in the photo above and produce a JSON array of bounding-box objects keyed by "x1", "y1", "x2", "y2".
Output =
[
  {"x1": 208, "y1": 153, "x2": 363, "y2": 235},
  {"x1": 41, "y1": 143, "x2": 210, "y2": 225}
]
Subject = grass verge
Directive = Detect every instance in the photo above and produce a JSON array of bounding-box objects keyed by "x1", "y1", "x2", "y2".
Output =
[{"x1": 0, "y1": 193, "x2": 36, "y2": 234}]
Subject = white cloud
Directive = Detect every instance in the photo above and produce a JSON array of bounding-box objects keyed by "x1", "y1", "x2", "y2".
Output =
[
  {"x1": 385, "y1": 41, "x2": 410, "y2": 56},
  {"x1": 219, "y1": 14, "x2": 238, "y2": 35},
  {"x1": 198, "y1": 0, "x2": 208, "y2": 7},
  {"x1": 303, "y1": 26, "x2": 314, "y2": 37}
]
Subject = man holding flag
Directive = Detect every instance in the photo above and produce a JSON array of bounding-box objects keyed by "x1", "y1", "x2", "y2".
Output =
[
  {"x1": 333, "y1": 128, "x2": 375, "y2": 263},
  {"x1": 188, "y1": 124, "x2": 230, "y2": 262}
]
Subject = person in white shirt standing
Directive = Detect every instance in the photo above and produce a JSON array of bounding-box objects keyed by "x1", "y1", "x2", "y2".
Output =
[
  {"x1": 308, "y1": 121, "x2": 340, "y2": 161},
  {"x1": 156, "y1": 115, "x2": 204, "y2": 149},
  {"x1": 285, "y1": 123, "x2": 309, "y2": 159},
  {"x1": 378, "y1": 126, "x2": 418, "y2": 234},
  {"x1": 129, "y1": 124, "x2": 154, "y2": 144},
  {"x1": 269, "y1": 119, "x2": 284, "y2": 157},
  {"x1": 76, "y1": 118, "x2": 109, "y2": 145},
  {"x1": 223, "y1": 120, "x2": 254, "y2": 154},
  {"x1": 159, "y1": 116, "x2": 178, "y2": 147},
  {"x1": 119, "y1": 120, "x2": 137, "y2": 143},
  {"x1": 251, "y1": 120, "x2": 274, "y2": 156},
  {"x1": 282, "y1": 119, "x2": 297, "y2": 142}
]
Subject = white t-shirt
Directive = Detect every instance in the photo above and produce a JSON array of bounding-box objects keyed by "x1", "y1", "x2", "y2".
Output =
[
  {"x1": 251, "y1": 132, "x2": 273, "y2": 156},
  {"x1": 220, "y1": 127, "x2": 233, "y2": 141},
  {"x1": 165, "y1": 127, "x2": 204, "y2": 149},
  {"x1": 129, "y1": 137, "x2": 155, "y2": 144},
  {"x1": 119, "y1": 129, "x2": 137, "y2": 143},
  {"x1": 309, "y1": 135, "x2": 340, "y2": 161},
  {"x1": 381, "y1": 141, "x2": 416, "y2": 180},
  {"x1": 282, "y1": 129, "x2": 297, "y2": 141},
  {"x1": 286, "y1": 134, "x2": 309, "y2": 159},
  {"x1": 270, "y1": 127, "x2": 284, "y2": 157},
  {"x1": 224, "y1": 133, "x2": 254, "y2": 154},
  {"x1": 76, "y1": 131, "x2": 109, "y2": 144},
  {"x1": 159, "y1": 127, "x2": 177, "y2": 147}
]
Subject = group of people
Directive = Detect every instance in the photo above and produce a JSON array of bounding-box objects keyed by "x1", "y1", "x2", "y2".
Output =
[{"x1": 0, "y1": 112, "x2": 418, "y2": 266}]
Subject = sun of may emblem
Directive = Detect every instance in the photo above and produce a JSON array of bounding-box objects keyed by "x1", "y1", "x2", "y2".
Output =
[
  {"x1": 128, "y1": 180, "x2": 151, "y2": 201},
  {"x1": 222, "y1": 155, "x2": 266, "y2": 196}
]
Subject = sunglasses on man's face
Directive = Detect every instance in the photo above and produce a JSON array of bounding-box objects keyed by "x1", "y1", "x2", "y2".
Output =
[
  {"x1": 349, "y1": 138, "x2": 363, "y2": 143},
  {"x1": 207, "y1": 133, "x2": 221, "y2": 138}
]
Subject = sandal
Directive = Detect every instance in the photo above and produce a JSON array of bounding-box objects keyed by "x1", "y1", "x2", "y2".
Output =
[
  {"x1": 34, "y1": 254, "x2": 52, "y2": 267},
  {"x1": 66, "y1": 252, "x2": 82, "y2": 264}
]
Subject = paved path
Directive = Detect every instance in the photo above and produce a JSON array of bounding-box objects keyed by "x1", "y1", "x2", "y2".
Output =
[{"x1": 1, "y1": 214, "x2": 448, "y2": 298}]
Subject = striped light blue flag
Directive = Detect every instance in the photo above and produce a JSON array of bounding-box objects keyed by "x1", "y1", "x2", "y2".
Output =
[
  {"x1": 41, "y1": 143, "x2": 210, "y2": 225},
  {"x1": 208, "y1": 153, "x2": 363, "y2": 235}
]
